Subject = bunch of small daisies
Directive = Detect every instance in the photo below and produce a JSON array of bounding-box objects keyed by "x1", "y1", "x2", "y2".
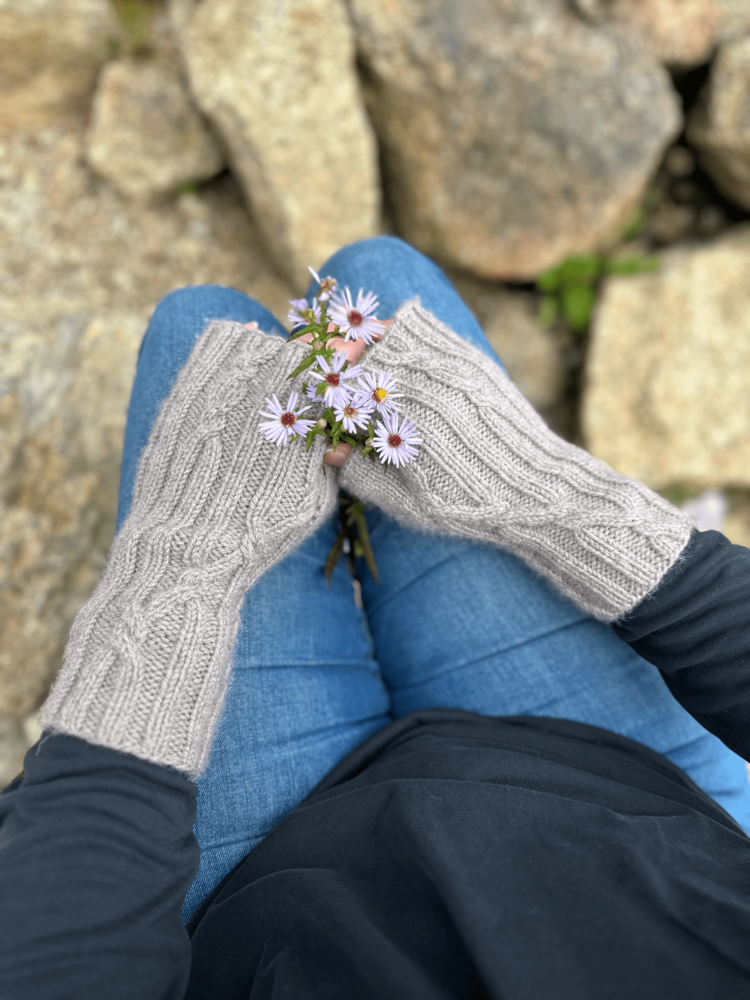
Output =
[{"x1": 259, "y1": 267, "x2": 420, "y2": 470}]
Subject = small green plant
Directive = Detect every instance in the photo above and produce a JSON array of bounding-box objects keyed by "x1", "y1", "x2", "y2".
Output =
[
  {"x1": 109, "y1": 0, "x2": 159, "y2": 56},
  {"x1": 537, "y1": 251, "x2": 660, "y2": 335}
]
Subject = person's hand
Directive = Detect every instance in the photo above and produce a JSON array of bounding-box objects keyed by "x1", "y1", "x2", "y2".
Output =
[
  {"x1": 338, "y1": 301, "x2": 693, "y2": 622},
  {"x1": 41, "y1": 322, "x2": 338, "y2": 774}
]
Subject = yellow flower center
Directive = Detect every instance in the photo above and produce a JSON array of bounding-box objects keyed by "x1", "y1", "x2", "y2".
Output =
[{"x1": 372, "y1": 387, "x2": 388, "y2": 402}]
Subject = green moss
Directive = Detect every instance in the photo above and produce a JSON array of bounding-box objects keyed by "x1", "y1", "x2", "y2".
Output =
[{"x1": 109, "y1": 0, "x2": 160, "y2": 56}]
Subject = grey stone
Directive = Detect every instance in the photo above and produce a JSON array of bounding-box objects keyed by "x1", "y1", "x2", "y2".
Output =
[
  {"x1": 687, "y1": 36, "x2": 750, "y2": 211},
  {"x1": 716, "y1": 0, "x2": 750, "y2": 42},
  {"x1": 582, "y1": 226, "x2": 750, "y2": 489},
  {"x1": 572, "y1": 0, "x2": 720, "y2": 68},
  {"x1": 348, "y1": 0, "x2": 681, "y2": 281},
  {"x1": 86, "y1": 59, "x2": 224, "y2": 204},
  {"x1": 0, "y1": 716, "x2": 26, "y2": 789},
  {"x1": 171, "y1": 0, "x2": 380, "y2": 288},
  {"x1": 0, "y1": 0, "x2": 118, "y2": 131}
]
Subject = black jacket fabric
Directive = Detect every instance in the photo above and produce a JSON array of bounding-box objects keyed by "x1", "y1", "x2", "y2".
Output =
[{"x1": 1, "y1": 529, "x2": 749, "y2": 999}]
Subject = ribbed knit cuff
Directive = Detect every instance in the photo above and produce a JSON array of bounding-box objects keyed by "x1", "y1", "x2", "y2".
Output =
[
  {"x1": 340, "y1": 301, "x2": 694, "y2": 621},
  {"x1": 41, "y1": 322, "x2": 337, "y2": 774}
]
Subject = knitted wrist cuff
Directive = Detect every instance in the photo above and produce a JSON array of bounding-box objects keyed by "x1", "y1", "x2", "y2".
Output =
[
  {"x1": 341, "y1": 301, "x2": 694, "y2": 621},
  {"x1": 41, "y1": 322, "x2": 337, "y2": 774}
]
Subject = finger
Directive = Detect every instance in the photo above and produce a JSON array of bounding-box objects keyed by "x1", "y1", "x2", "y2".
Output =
[{"x1": 324, "y1": 442, "x2": 352, "y2": 467}]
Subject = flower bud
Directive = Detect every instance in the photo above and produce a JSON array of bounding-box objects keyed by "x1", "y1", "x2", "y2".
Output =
[
  {"x1": 316, "y1": 418, "x2": 328, "y2": 430},
  {"x1": 312, "y1": 339, "x2": 323, "y2": 350},
  {"x1": 365, "y1": 437, "x2": 374, "y2": 447}
]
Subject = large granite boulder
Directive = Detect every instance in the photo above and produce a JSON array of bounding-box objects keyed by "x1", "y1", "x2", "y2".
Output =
[
  {"x1": 582, "y1": 226, "x2": 750, "y2": 489},
  {"x1": 687, "y1": 36, "x2": 750, "y2": 211},
  {"x1": 86, "y1": 59, "x2": 224, "y2": 204},
  {"x1": 348, "y1": 0, "x2": 681, "y2": 281},
  {"x1": 171, "y1": 0, "x2": 380, "y2": 288},
  {"x1": 717, "y1": 0, "x2": 750, "y2": 42},
  {"x1": 572, "y1": 0, "x2": 720, "y2": 68},
  {"x1": 0, "y1": 0, "x2": 118, "y2": 131},
  {"x1": 0, "y1": 121, "x2": 293, "y2": 730}
]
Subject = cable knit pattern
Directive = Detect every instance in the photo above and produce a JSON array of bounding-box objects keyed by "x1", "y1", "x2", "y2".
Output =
[
  {"x1": 40, "y1": 322, "x2": 337, "y2": 775},
  {"x1": 339, "y1": 301, "x2": 694, "y2": 621}
]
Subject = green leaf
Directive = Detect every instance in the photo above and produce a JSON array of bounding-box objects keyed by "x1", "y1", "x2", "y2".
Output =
[
  {"x1": 287, "y1": 352, "x2": 319, "y2": 380},
  {"x1": 288, "y1": 323, "x2": 316, "y2": 341},
  {"x1": 562, "y1": 284, "x2": 597, "y2": 334},
  {"x1": 324, "y1": 408, "x2": 335, "y2": 426},
  {"x1": 306, "y1": 429, "x2": 315, "y2": 452},
  {"x1": 605, "y1": 254, "x2": 660, "y2": 277},
  {"x1": 315, "y1": 381, "x2": 328, "y2": 397},
  {"x1": 350, "y1": 504, "x2": 380, "y2": 584},
  {"x1": 557, "y1": 253, "x2": 602, "y2": 286},
  {"x1": 324, "y1": 527, "x2": 347, "y2": 586},
  {"x1": 538, "y1": 294, "x2": 558, "y2": 330},
  {"x1": 361, "y1": 445, "x2": 373, "y2": 457},
  {"x1": 341, "y1": 434, "x2": 358, "y2": 447},
  {"x1": 536, "y1": 264, "x2": 564, "y2": 293}
]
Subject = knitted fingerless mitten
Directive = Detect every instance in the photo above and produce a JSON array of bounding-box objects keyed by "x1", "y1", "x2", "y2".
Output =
[
  {"x1": 339, "y1": 301, "x2": 694, "y2": 622},
  {"x1": 41, "y1": 322, "x2": 337, "y2": 774}
]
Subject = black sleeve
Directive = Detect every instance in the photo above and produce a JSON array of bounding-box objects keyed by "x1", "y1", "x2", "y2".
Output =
[
  {"x1": 0, "y1": 734, "x2": 199, "y2": 1000},
  {"x1": 612, "y1": 529, "x2": 750, "y2": 761}
]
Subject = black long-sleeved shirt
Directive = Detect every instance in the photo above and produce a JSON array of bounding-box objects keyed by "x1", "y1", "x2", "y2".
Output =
[{"x1": 1, "y1": 529, "x2": 749, "y2": 999}]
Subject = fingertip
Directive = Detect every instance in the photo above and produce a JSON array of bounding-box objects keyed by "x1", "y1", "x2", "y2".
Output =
[{"x1": 325, "y1": 442, "x2": 352, "y2": 468}]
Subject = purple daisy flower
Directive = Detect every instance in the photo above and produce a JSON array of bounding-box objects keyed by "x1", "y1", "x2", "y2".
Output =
[
  {"x1": 307, "y1": 351, "x2": 362, "y2": 408},
  {"x1": 373, "y1": 412, "x2": 421, "y2": 468},
  {"x1": 258, "y1": 392, "x2": 314, "y2": 446},
  {"x1": 329, "y1": 287, "x2": 385, "y2": 343},
  {"x1": 287, "y1": 298, "x2": 321, "y2": 329},
  {"x1": 351, "y1": 370, "x2": 402, "y2": 416},
  {"x1": 333, "y1": 397, "x2": 375, "y2": 434}
]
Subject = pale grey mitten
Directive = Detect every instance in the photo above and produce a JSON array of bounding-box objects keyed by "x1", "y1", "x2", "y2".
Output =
[
  {"x1": 339, "y1": 301, "x2": 694, "y2": 622},
  {"x1": 41, "y1": 322, "x2": 337, "y2": 774}
]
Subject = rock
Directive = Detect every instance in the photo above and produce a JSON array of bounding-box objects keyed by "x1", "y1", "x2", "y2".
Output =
[
  {"x1": 0, "y1": 716, "x2": 26, "y2": 789},
  {"x1": 724, "y1": 492, "x2": 750, "y2": 548},
  {"x1": 0, "y1": 120, "x2": 293, "y2": 720},
  {"x1": 171, "y1": 0, "x2": 380, "y2": 288},
  {"x1": 716, "y1": 0, "x2": 750, "y2": 42},
  {"x1": 687, "y1": 36, "x2": 750, "y2": 211},
  {"x1": 86, "y1": 59, "x2": 224, "y2": 204},
  {"x1": 582, "y1": 226, "x2": 750, "y2": 489},
  {"x1": 0, "y1": 0, "x2": 118, "y2": 131},
  {"x1": 572, "y1": 0, "x2": 720, "y2": 68},
  {"x1": 450, "y1": 277, "x2": 568, "y2": 414},
  {"x1": 348, "y1": 0, "x2": 681, "y2": 281}
]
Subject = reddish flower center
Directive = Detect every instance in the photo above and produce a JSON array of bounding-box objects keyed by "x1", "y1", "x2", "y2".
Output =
[
  {"x1": 347, "y1": 309, "x2": 364, "y2": 327},
  {"x1": 372, "y1": 387, "x2": 388, "y2": 402},
  {"x1": 280, "y1": 411, "x2": 296, "y2": 427},
  {"x1": 325, "y1": 372, "x2": 340, "y2": 386},
  {"x1": 344, "y1": 405, "x2": 357, "y2": 417},
  {"x1": 388, "y1": 433, "x2": 402, "y2": 448}
]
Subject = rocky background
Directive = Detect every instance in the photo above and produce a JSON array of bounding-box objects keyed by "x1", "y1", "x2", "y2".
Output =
[{"x1": 2, "y1": 0, "x2": 750, "y2": 784}]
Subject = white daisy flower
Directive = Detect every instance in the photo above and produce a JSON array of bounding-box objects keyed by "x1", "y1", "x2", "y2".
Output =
[
  {"x1": 373, "y1": 412, "x2": 421, "y2": 468},
  {"x1": 329, "y1": 287, "x2": 385, "y2": 343},
  {"x1": 307, "y1": 351, "x2": 362, "y2": 408},
  {"x1": 334, "y1": 397, "x2": 375, "y2": 434},
  {"x1": 287, "y1": 297, "x2": 321, "y2": 329},
  {"x1": 258, "y1": 392, "x2": 314, "y2": 446},
  {"x1": 352, "y1": 370, "x2": 402, "y2": 416}
]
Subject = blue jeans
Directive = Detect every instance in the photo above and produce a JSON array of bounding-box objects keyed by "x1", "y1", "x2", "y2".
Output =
[{"x1": 117, "y1": 236, "x2": 750, "y2": 924}]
